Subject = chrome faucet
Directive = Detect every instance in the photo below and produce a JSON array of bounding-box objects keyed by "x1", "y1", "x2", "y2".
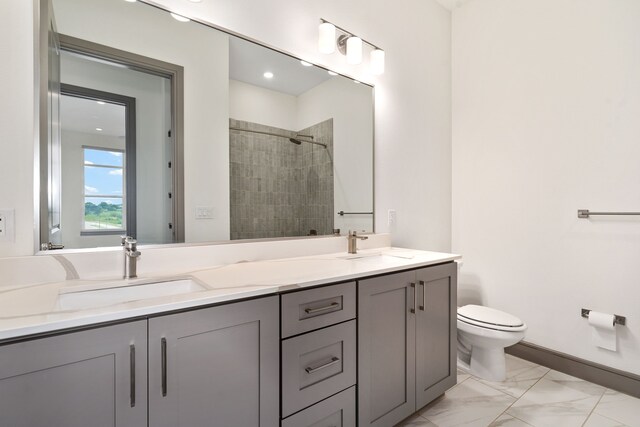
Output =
[
  {"x1": 121, "y1": 236, "x2": 141, "y2": 279},
  {"x1": 347, "y1": 230, "x2": 368, "y2": 254}
]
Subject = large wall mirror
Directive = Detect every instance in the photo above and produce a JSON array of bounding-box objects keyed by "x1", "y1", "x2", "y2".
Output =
[{"x1": 40, "y1": 0, "x2": 374, "y2": 250}]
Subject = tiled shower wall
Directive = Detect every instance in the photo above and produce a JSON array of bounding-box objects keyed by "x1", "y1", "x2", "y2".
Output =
[{"x1": 229, "y1": 118, "x2": 334, "y2": 240}]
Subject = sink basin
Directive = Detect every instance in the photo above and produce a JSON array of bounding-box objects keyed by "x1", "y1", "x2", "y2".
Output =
[
  {"x1": 336, "y1": 252, "x2": 382, "y2": 260},
  {"x1": 56, "y1": 278, "x2": 206, "y2": 311}
]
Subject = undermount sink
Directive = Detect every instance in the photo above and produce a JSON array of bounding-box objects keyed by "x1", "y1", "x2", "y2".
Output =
[
  {"x1": 337, "y1": 252, "x2": 383, "y2": 260},
  {"x1": 56, "y1": 278, "x2": 206, "y2": 311}
]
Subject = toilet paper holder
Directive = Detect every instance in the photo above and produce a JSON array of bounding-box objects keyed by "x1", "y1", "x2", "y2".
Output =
[{"x1": 581, "y1": 309, "x2": 626, "y2": 326}]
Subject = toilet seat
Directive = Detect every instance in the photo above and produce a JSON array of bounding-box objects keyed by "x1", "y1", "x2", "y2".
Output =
[{"x1": 457, "y1": 305, "x2": 526, "y2": 332}]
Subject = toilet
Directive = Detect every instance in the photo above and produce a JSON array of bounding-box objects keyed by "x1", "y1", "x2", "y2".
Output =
[{"x1": 456, "y1": 304, "x2": 527, "y2": 382}]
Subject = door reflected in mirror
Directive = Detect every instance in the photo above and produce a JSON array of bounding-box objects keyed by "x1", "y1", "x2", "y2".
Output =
[{"x1": 41, "y1": 0, "x2": 374, "y2": 251}]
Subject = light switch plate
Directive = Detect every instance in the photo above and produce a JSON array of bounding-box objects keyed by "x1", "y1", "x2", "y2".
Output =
[
  {"x1": 0, "y1": 209, "x2": 15, "y2": 242},
  {"x1": 388, "y1": 209, "x2": 397, "y2": 227},
  {"x1": 196, "y1": 206, "x2": 215, "y2": 219}
]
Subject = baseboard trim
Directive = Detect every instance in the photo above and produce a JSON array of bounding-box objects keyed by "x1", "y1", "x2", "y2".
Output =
[{"x1": 506, "y1": 341, "x2": 640, "y2": 399}]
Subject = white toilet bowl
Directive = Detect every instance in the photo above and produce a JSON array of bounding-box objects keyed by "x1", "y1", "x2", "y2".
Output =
[{"x1": 457, "y1": 305, "x2": 527, "y2": 382}]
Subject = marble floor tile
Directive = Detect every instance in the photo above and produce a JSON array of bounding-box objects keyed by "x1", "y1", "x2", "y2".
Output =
[
  {"x1": 583, "y1": 413, "x2": 630, "y2": 427},
  {"x1": 398, "y1": 414, "x2": 438, "y2": 426},
  {"x1": 420, "y1": 378, "x2": 515, "y2": 427},
  {"x1": 477, "y1": 355, "x2": 550, "y2": 398},
  {"x1": 506, "y1": 370, "x2": 606, "y2": 427},
  {"x1": 457, "y1": 368, "x2": 471, "y2": 384},
  {"x1": 593, "y1": 389, "x2": 640, "y2": 427},
  {"x1": 488, "y1": 414, "x2": 533, "y2": 426}
]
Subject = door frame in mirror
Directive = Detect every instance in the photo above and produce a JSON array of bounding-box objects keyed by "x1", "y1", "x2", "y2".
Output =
[{"x1": 37, "y1": 29, "x2": 186, "y2": 251}]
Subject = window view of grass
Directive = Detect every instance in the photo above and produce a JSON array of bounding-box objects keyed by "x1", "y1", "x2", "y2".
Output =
[{"x1": 84, "y1": 201, "x2": 123, "y2": 230}]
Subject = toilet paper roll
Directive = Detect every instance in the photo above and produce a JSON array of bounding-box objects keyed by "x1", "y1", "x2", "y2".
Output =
[{"x1": 588, "y1": 311, "x2": 617, "y2": 352}]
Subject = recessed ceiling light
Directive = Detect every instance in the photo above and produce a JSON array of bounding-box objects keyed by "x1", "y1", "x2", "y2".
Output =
[
  {"x1": 170, "y1": 13, "x2": 190, "y2": 22},
  {"x1": 187, "y1": 0, "x2": 202, "y2": 2},
  {"x1": 124, "y1": 0, "x2": 137, "y2": 2},
  {"x1": 96, "y1": 128, "x2": 103, "y2": 131},
  {"x1": 328, "y1": 71, "x2": 338, "y2": 76},
  {"x1": 96, "y1": 101, "x2": 106, "y2": 105},
  {"x1": 300, "y1": 60, "x2": 313, "y2": 67},
  {"x1": 263, "y1": 72, "x2": 274, "y2": 79}
]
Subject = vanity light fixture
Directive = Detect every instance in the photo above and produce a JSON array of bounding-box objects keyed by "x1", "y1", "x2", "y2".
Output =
[
  {"x1": 300, "y1": 60, "x2": 313, "y2": 67},
  {"x1": 96, "y1": 128, "x2": 103, "y2": 131},
  {"x1": 319, "y1": 19, "x2": 385, "y2": 75},
  {"x1": 263, "y1": 71, "x2": 274, "y2": 79},
  {"x1": 170, "y1": 13, "x2": 190, "y2": 22}
]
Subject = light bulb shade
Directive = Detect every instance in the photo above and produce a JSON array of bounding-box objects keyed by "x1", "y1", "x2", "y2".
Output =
[
  {"x1": 370, "y1": 49, "x2": 385, "y2": 75},
  {"x1": 346, "y1": 37, "x2": 363, "y2": 65},
  {"x1": 318, "y1": 22, "x2": 336, "y2": 54}
]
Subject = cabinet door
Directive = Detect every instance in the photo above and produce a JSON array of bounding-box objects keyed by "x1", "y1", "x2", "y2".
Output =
[
  {"x1": 148, "y1": 296, "x2": 279, "y2": 427},
  {"x1": 415, "y1": 263, "x2": 457, "y2": 409},
  {"x1": 0, "y1": 321, "x2": 147, "y2": 427},
  {"x1": 358, "y1": 271, "x2": 416, "y2": 427}
]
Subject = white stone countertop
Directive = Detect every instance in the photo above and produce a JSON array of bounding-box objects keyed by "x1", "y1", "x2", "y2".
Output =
[{"x1": 0, "y1": 247, "x2": 460, "y2": 342}]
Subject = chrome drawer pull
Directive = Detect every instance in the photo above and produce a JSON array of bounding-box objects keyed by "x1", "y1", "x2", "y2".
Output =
[
  {"x1": 410, "y1": 282, "x2": 416, "y2": 313},
  {"x1": 129, "y1": 344, "x2": 136, "y2": 407},
  {"x1": 305, "y1": 356, "x2": 340, "y2": 374},
  {"x1": 161, "y1": 338, "x2": 167, "y2": 397},
  {"x1": 304, "y1": 302, "x2": 340, "y2": 314}
]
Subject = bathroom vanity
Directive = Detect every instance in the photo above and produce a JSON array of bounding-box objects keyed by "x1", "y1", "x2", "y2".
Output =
[{"x1": 0, "y1": 248, "x2": 459, "y2": 427}]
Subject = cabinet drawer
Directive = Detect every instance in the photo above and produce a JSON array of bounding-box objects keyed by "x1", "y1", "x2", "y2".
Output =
[
  {"x1": 281, "y1": 282, "x2": 356, "y2": 338},
  {"x1": 281, "y1": 386, "x2": 356, "y2": 427},
  {"x1": 282, "y1": 320, "x2": 356, "y2": 417}
]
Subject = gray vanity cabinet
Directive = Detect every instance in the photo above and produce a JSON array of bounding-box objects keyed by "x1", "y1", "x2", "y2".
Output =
[
  {"x1": 358, "y1": 262, "x2": 457, "y2": 427},
  {"x1": 0, "y1": 321, "x2": 148, "y2": 427},
  {"x1": 148, "y1": 296, "x2": 279, "y2": 427},
  {"x1": 415, "y1": 263, "x2": 457, "y2": 408}
]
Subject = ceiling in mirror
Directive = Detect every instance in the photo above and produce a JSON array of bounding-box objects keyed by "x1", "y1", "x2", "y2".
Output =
[{"x1": 41, "y1": 0, "x2": 374, "y2": 251}]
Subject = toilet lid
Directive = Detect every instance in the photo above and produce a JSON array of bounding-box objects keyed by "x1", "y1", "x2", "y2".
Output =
[{"x1": 457, "y1": 305, "x2": 525, "y2": 330}]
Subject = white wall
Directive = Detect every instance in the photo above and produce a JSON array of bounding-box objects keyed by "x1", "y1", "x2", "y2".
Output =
[
  {"x1": 229, "y1": 79, "x2": 297, "y2": 131},
  {"x1": 0, "y1": 0, "x2": 35, "y2": 258},
  {"x1": 297, "y1": 77, "x2": 374, "y2": 233},
  {"x1": 452, "y1": 0, "x2": 640, "y2": 374},
  {"x1": 54, "y1": 0, "x2": 230, "y2": 244}
]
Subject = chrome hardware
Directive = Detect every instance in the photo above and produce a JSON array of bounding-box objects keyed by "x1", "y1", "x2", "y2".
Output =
[
  {"x1": 130, "y1": 344, "x2": 136, "y2": 407},
  {"x1": 161, "y1": 338, "x2": 167, "y2": 397},
  {"x1": 41, "y1": 242, "x2": 65, "y2": 250},
  {"x1": 333, "y1": 228, "x2": 341, "y2": 236},
  {"x1": 581, "y1": 308, "x2": 626, "y2": 326},
  {"x1": 305, "y1": 302, "x2": 340, "y2": 314},
  {"x1": 410, "y1": 282, "x2": 416, "y2": 314},
  {"x1": 337, "y1": 211, "x2": 374, "y2": 216},
  {"x1": 419, "y1": 280, "x2": 425, "y2": 311},
  {"x1": 578, "y1": 209, "x2": 640, "y2": 219},
  {"x1": 121, "y1": 236, "x2": 141, "y2": 279},
  {"x1": 305, "y1": 356, "x2": 340, "y2": 374},
  {"x1": 347, "y1": 230, "x2": 368, "y2": 254}
]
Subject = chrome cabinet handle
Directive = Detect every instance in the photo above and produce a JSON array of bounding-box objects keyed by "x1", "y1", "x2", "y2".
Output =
[
  {"x1": 419, "y1": 280, "x2": 425, "y2": 311},
  {"x1": 161, "y1": 338, "x2": 167, "y2": 397},
  {"x1": 305, "y1": 356, "x2": 340, "y2": 374},
  {"x1": 129, "y1": 344, "x2": 136, "y2": 407},
  {"x1": 410, "y1": 282, "x2": 416, "y2": 313},
  {"x1": 304, "y1": 302, "x2": 340, "y2": 314}
]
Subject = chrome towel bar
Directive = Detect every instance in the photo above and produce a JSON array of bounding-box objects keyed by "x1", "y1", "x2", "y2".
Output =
[
  {"x1": 578, "y1": 209, "x2": 640, "y2": 219},
  {"x1": 581, "y1": 308, "x2": 626, "y2": 326},
  {"x1": 337, "y1": 211, "x2": 373, "y2": 216}
]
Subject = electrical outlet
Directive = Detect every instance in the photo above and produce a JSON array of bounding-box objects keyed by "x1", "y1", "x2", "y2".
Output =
[
  {"x1": 388, "y1": 209, "x2": 397, "y2": 227},
  {"x1": 0, "y1": 209, "x2": 15, "y2": 242},
  {"x1": 196, "y1": 206, "x2": 215, "y2": 219}
]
